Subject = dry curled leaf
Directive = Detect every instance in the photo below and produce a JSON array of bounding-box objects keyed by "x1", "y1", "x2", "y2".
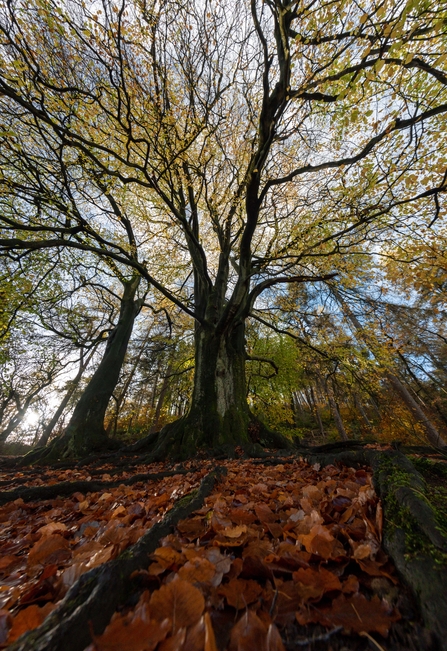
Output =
[
  {"x1": 298, "y1": 524, "x2": 335, "y2": 559},
  {"x1": 27, "y1": 534, "x2": 71, "y2": 572}
]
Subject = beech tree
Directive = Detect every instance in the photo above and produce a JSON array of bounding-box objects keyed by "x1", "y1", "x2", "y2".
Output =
[{"x1": 0, "y1": 0, "x2": 446, "y2": 458}]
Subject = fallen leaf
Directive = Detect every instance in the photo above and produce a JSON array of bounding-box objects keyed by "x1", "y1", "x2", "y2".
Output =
[
  {"x1": 342, "y1": 575, "x2": 360, "y2": 594},
  {"x1": 222, "y1": 525, "x2": 248, "y2": 539},
  {"x1": 228, "y1": 611, "x2": 284, "y2": 651},
  {"x1": 92, "y1": 614, "x2": 170, "y2": 651},
  {"x1": 292, "y1": 567, "x2": 342, "y2": 599},
  {"x1": 178, "y1": 557, "x2": 216, "y2": 583},
  {"x1": 27, "y1": 535, "x2": 71, "y2": 573},
  {"x1": 0, "y1": 555, "x2": 22, "y2": 575},
  {"x1": 37, "y1": 522, "x2": 67, "y2": 537},
  {"x1": 356, "y1": 558, "x2": 398, "y2": 583},
  {"x1": 353, "y1": 543, "x2": 374, "y2": 560},
  {"x1": 254, "y1": 504, "x2": 277, "y2": 523},
  {"x1": 152, "y1": 547, "x2": 184, "y2": 569},
  {"x1": 298, "y1": 524, "x2": 335, "y2": 559},
  {"x1": 150, "y1": 579, "x2": 205, "y2": 632},
  {"x1": 296, "y1": 593, "x2": 400, "y2": 636},
  {"x1": 218, "y1": 578, "x2": 263, "y2": 609},
  {"x1": 228, "y1": 509, "x2": 257, "y2": 525},
  {"x1": 158, "y1": 627, "x2": 186, "y2": 651},
  {"x1": 8, "y1": 603, "x2": 55, "y2": 642},
  {"x1": 204, "y1": 612, "x2": 218, "y2": 651}
]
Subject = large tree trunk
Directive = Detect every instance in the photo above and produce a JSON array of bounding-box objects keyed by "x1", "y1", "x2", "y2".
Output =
[
  {"x1": 147, "y1": 320, "x2": 290, "y2": 460},
  {"x1": 51, "y1": 276, "x2": 142, "y2": 457},
  {"x1": 170, "y1": 322, "x2": 252, "y2": 457}
]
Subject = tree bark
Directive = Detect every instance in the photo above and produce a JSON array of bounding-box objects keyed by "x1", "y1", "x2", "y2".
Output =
[
  {"x1": 171, "y1": 322, "x2": 252, "y2": 456},
  {"x1": 106, "y1": 328, "x2": 152, "y2": 437},
  {"x1": 147, "y1": 318, "x2": 291, "y2": 460},
  {"x1": 52, "y1": 276, "x2": 142, "y2": 457},
  {"x1": 327, "y1": 395, "x2": 348, "y2": 441}
]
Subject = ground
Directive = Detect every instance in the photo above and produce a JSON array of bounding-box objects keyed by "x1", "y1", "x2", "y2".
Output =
[{"x1": 0, "y1": 442, "x2": 446, "y2": 651}]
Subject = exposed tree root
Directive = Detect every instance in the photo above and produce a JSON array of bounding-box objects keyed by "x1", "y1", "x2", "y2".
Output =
[
  {"x1": 9, "y1": 467, "x2": 226, "y2": 651},
  {"x1": 123, "y1": 414, "x2": 295, "y2": 464},
  {"x1": 0, "y1": 468, "x2": 194, "y2": 506},
  {"x1": 17, "y1": 435, "x2": 123, "y2": 468}
]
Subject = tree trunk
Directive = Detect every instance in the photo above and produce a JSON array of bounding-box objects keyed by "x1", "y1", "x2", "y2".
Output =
[
  {"x1": 37, "y1": 346, "x2": 98, "y2": 447},
  {"x1": 178, "y1": 322, "x2": 252, "y2": 453},
  {"x1": 310, "y1": 386, "x2": 325, "y2": 437},
  {"x1": 148, "y1": 320, "x2": 290, "y2": 460},
  {"x1": 149, "y1": 362, "x2": 173, "y2": 434},
  {"x1": 53, "y1": 276, "x2": 142, "y2": 457},
  {"x1": 327, "y1": 395, "x2": 348, "y2": 441},
  {"x1": 387, "y1": 373, "x2": 446, "y2": 448},
  {"x1": 106, "y1": 328, "x2": 152, "y2": 437},
  {"x1": 354, "y1": 393, "x2": 372, "y2": 428},
  {"x1": 324, "y1": 378, "x2": 348, "y2": 442},
  {"x1": 0, "y1": 406, "x2": 29, "y2": 444}
]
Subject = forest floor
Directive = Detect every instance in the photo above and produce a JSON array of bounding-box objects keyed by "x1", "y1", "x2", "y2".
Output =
[{"x1": 0, "y1": 442, "x2": 446, "y2": 651}]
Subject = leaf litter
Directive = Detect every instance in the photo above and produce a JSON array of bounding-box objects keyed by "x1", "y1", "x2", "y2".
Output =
[{"x1": 0, "y1": 457, "x2": 402, "y2": 649}]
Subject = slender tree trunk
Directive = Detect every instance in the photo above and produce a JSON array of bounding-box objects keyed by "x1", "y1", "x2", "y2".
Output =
[
  {"x1": 37, "y1": 346, "x2": 98, "y2": 447},
  {"x1": 55, "y1": 276, "x2": 142, "y2": 456},
  {"x1": 107, "y1": 328, "x2": 152, "y2": 436},
  {"x1": 310, "y1": 386, "x2": 325, "y2": 437},
  {"x1": 292, "y1": 391, "x2": 305, "y2": 418},
  {"x1": 324, "y1": 378, "x2": 348, "y2": 441},
  {"x1": 149, "y1": 363, "x2": 173, "y2": 434},
  {"x1": 354, "y1": 393, "x2": 372, "y2": 428},
  {"x1": 387, "y1": 373, "x2": 446, "y2": 448},
  {"x1": 327, "y1": 394, "x2": 348, "y2": 441},
  {"x1": 0, "y1": 386, "x2": 49, "y2": 444},
  {"x1": 0, "y1": 406, "x2": 29, "y2": 444}
]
